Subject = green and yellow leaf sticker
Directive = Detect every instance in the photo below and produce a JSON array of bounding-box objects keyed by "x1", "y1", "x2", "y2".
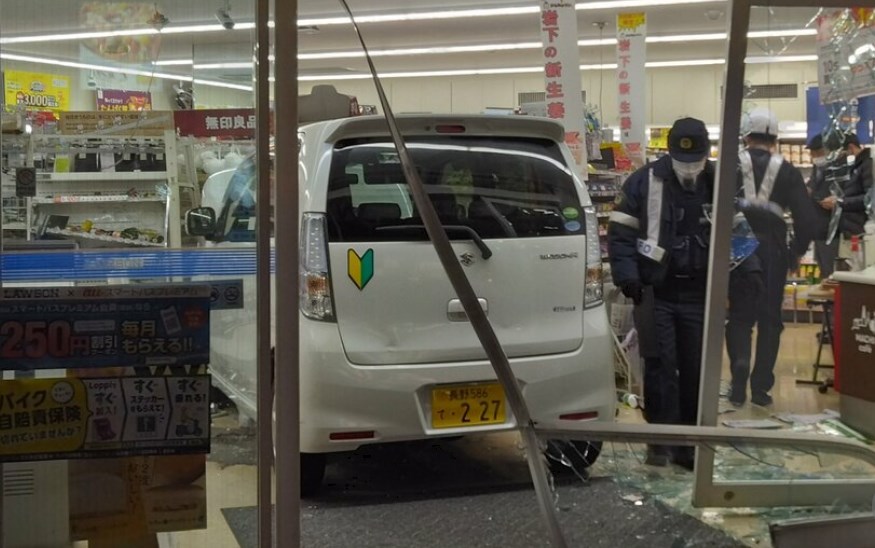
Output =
[{"x1": 348, "y1": 249, "x2": 375, "y2": 290}]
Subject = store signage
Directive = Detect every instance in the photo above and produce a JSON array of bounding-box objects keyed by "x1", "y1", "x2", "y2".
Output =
[
  {"x1": 0, "y1": 375, "x2": 210, "y2": 462},
  {"x1": 817, "y1": 9, "x2": 875, "y2": 104},
  {"x1": 59, "y1": 110, "x2": 173, "y2": 135},
  {"x1": 3, "y1": 70, "x2": 70, "y2": 114},
  {"x1": 174, "y1": 108, "x2": 267, "y2": 139},
  {"x1": 838, "y1": 282, "x2": 875, "y2": 402},
  {"x1": 539, "y1": 2, "x2": 588, "y2": 175},
  {"x1": 0, "y1": 284, "x2": 211, "y2": 370},
  {"x1": 96, "y1": 89, "x2": 153, "y2": 112},
  {"x1": 616, "y1": 12, "x2": 647, "y2": 168}
]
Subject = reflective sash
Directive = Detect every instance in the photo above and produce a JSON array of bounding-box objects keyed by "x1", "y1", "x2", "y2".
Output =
[
  {"x1": 740, "y1": 151, "x2": 785, "y2": 214},
  {"x1": 637, "y1": 169, "x2": 666, "y2": 262}
]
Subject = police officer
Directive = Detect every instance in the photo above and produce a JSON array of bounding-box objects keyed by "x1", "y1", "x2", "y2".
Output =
[
  {"x1": 805, "y1": 134, "x2": 838, "y2": 277},
  {"x1": 608, "y1": 117, "x2": 714, "y2": 470},
  {"x1": 726, "y1": 108, "x2": 817, "y2": 407}
]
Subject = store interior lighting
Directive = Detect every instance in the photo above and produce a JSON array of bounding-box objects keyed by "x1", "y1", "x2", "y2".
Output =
[
  {"x1": 150, "y1": 27, "x2": 814, "y2": 68},
  {"x1": 0, "y1": 0, "x2": 730, "y2": 45}
]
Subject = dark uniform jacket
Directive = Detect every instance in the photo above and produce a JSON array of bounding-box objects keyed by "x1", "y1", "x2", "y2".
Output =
[
  {"x1": 841, "y1": 147, "x2": 872, "y2": 235},
  {"x1": 608, "y1": 154, "x2": 715, "y2": 287},
  {"x1": 806, "y1": 163, "x2": 831, "y2": 240},
  {"x1": 740, "y1": 148, "x2": 816, "y2": 259}
]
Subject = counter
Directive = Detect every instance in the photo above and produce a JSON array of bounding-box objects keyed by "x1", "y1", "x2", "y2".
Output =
[{"x1": 833, "y1": 266, "x2": 875, "y2": 438}]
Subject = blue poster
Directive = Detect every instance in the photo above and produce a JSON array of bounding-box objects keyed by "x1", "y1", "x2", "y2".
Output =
[{"x1": 0, "y1": 284, "x2": 211, "y2": 370}]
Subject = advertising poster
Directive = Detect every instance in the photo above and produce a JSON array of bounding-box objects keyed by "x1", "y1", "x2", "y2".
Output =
[
  {"x1": 0, "y1": 284, "x2": 211, "y2": 370},
  {"x1": 0, "y1": 375, "x2": 210, "y2": 462},
  {"x1": 816, "y1": 9, "x2": 875, "y2": 104},
  {"x1": 539, "y1": 2, "x2": 588, "y2": 176},
  {"x1": 70, "y1": 455, "x2": 207, "y2": 540},
  {"x1": 3, "y1": 70, "x2": 70, "y2": 114},
  {"x1": 59, "y1": 110, "x2": 173, "y2": 135},
  {"x1": 96, "y1": 89, "x2": 153, "y2": 112},
  {"x1": 616, "y1": 12, "x2": 647, "y2": 168}
]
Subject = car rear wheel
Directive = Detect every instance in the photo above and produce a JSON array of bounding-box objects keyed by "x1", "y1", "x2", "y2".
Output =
[
  {"x1": 300, "y1": 453, "x2": 327, "y2": 497},
  {"x1": 545, "y1": 440, "x2": 602, "y2": 474}
]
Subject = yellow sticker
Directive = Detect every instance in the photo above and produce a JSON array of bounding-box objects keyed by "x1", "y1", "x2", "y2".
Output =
[{"x1": 617, "y1": 12, "x2": 646, "y2": 31}]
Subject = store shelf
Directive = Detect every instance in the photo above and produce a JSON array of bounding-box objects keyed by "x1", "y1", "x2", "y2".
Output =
[
  {"x1": 32, "y1": 195, "x2": 166, "y2": 204},
  {"x1": 39, "y1": 171, "x2": 169, "y2": 182},
  {"x1": 45, "y1": 228, "x2": 165, "y2": 247},
  {"x1": 2, "y1": 223, "x2": 27, "y2": 230}
]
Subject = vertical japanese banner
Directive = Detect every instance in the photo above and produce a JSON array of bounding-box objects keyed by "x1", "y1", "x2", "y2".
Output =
[
  {"x1": 616, "y1": 12, "x2": 647, "y2": 168},
  {"x1": 540, "y1": 2, "x2": 588, "y2": 178}
]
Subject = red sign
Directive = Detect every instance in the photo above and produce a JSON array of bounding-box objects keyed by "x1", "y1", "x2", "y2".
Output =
[
  {"x1": 96, "y1": 89, "x2": 152, "y2": 112},
  {"x1": 174, "y1": 109, "x2": 269, "y2": 139}
]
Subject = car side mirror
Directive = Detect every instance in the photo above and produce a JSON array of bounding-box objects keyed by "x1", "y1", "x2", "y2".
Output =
[{"x1": 186, "y1": 207, "x2": 217, "y2": 237}]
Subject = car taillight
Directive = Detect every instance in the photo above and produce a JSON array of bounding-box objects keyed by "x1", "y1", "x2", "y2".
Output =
[
  {"x1": 583, "y1": 206, "x2": 604, "y2": 308},
  {"x1": 300, "y1": 212, "x2": 335, "y2": 321}
]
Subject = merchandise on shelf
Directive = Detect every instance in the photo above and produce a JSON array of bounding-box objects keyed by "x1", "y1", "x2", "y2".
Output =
[{"x1": 1, "y1": 130, "x2": 188, "y2": 248}]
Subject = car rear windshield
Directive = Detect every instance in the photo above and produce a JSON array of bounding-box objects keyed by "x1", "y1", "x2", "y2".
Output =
[{"x1": 326, "y1": 137, "x2": 583, "y2": 242}]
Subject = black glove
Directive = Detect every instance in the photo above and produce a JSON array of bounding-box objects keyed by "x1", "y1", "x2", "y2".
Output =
[{"x1": 620, "y1": 280, "x2": 644, "y2": 305}]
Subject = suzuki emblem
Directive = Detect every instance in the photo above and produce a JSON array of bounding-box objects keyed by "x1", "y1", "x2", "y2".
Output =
[{"x1": 459, "y1": 252, "x2": 475, "y2": 267}]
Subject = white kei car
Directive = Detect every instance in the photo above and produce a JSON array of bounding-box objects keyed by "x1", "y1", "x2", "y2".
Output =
[{"x1": 186, "y1": 115, "x2": 617, "y2": 495}]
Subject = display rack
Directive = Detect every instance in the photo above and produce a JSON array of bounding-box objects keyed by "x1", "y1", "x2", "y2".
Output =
[
  {"x1": 587, "y1": 169, "x2": 626, "y2": 272},
  {"x1": 0, "y1": 130, "x2": 194, "y2": 248}
]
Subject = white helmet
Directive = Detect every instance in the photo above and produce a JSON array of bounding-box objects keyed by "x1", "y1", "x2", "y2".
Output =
[{"x1": 741, "y1": 107, "x2": 779, "y2": 137}]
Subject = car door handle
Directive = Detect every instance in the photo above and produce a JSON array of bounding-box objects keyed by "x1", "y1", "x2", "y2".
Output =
[{"x1": 447, "y1": 298, "x2": 488, "y2": 322}]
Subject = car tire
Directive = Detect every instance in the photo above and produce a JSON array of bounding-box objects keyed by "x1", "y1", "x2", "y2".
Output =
[
  {"x1": 300, "y1": 453, "x2": 327, "y2": 498},
  {"x1": 545, "y1": 439, "x2": 602, "y2": 474}
]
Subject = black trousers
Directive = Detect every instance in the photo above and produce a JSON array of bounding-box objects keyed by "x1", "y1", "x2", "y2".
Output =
[
  {"x1": 726, "y1": 247, "x2": 788, "y2": 394},
  {"x1": 640, "y1": 280, "x2": 707, "y2": 427}
]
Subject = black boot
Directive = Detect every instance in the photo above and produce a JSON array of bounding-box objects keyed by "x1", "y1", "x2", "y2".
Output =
[{"x1": 645, "y1": 445, "x2": 672, "y2": 467}]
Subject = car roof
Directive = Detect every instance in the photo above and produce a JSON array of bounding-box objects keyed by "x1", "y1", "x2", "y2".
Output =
[{"x1": 300, "y1": 114, "x2": 566, "y2": 145}]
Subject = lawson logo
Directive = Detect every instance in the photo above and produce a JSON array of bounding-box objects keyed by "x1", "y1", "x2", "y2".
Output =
[{"x1": 347, "y1": 248, "x2": 375, "y2": 290}]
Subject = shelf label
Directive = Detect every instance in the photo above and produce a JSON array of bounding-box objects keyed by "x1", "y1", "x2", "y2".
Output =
[
  {"x1": 0, "y1": 284, "x2": 211, "y2": 371},
  {"x1": 0, "y1": 375, "x2": 210, "y2": 462}
]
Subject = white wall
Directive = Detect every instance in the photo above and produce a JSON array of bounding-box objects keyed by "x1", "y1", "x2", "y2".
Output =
[
  {"x1": 300, "y1": 61, "x2": 820, "y2": 127},
  {"x1": 3, "y1": 58, "x2": 819, "y2": 125}
]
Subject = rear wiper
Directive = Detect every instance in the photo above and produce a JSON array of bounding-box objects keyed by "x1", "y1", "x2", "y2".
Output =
[{"x1": 376, "y1": 224, "x2": 493, "y2": 260}]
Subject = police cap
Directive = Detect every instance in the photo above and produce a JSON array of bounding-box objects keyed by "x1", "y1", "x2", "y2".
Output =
[{"x1": 668, "y1": 117, "x2": 710, "y2": 162}]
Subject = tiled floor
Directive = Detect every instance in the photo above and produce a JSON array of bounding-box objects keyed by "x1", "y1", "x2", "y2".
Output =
[{"x1": 75, "y1": 323, "x2": 871, "y2": 547}]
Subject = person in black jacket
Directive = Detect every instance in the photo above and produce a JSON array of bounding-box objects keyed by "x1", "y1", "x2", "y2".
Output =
[
  {"x1": 608, "y1": 117, "x2": 714, "y2": 470},
  {"x1": 805, "y1": 134, "x2": 838, "y2": 277},
  {"x1": 819, "y1": 133, "x2": 872, "y2": 238},
  {"x1": 726, "y1": 108, "x2": 817, "y2": 407}
]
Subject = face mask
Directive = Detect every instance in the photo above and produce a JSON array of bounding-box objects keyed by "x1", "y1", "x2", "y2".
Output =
[
  {"x1": 813, "y1": 156, "x2": 827, "y2": 167},
  {"x1": 672, "y1": 158, "x2": 706, "y2": 188}
]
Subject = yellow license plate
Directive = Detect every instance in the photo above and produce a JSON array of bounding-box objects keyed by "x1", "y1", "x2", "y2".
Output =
[{"x1": 431, "y1": 383, "x2": 506, "y2": 429}]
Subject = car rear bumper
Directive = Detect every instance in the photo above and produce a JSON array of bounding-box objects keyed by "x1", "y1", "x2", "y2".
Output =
[{"x1": 298, "y1": 307, "x2": 617, "y2": 454}]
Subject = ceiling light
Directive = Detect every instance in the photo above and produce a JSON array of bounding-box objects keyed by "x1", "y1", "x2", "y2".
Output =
[
  {"x1": 745, "y1": 54, "x2": 817, "y2": 63},
  {"x1": 298, "y1": 1, "x2": 724, "y2": 26},
  {"x1": 748, "y1": 28, "x2": 816, "y2": 38},
  {"x1": 193, "y1": 62, "x2": 253, "y2": 70},
  {"x1": 298, "y1": 53, "x2": 813, "y2": 81},
  {"x1": 0, "y1": 22, "x2": 254, "y2": 45},
  {"x1": 153, "y1": 59, "x2": 195, "y2": 66},
  {"x1": 0, "y1": 52, "x2": 251, "y2": 92}
]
